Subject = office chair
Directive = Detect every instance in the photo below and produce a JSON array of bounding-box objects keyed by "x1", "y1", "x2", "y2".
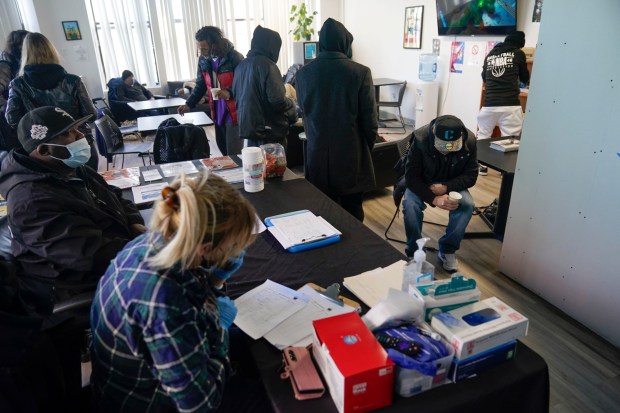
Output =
[
  {"x1": 94, "y1": 115, "x2": 153, "y2": 170},
  {"x1": 377, "y1": 80, "x2": 407, "y2": 133},
  {"x1": 153, "y1": 118, "x2": 210, "y2": 164}
]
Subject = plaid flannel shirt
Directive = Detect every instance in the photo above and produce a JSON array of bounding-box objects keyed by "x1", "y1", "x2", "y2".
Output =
[{"x1": 90, "y1": 233, "x2": 230, "y2": 413}]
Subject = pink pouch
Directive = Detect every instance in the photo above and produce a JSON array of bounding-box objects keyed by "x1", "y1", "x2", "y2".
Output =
[{"x1": 280, "y1": 346, "x2": 325, "y2": 400}]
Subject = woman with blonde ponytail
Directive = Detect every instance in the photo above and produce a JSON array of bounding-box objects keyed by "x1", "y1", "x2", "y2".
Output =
[{"x1": 90, "y1": 172, "x2": 264, "y2": 413}]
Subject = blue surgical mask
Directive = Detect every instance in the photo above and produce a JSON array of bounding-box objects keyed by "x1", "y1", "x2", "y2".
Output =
[{"x1": 47, "y1": 138, "x2": 91, "y2": 168}]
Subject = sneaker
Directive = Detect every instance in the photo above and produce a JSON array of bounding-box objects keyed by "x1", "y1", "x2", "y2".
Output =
[
  {"x1": 438, "y1": 252, "x2": 459, "y2": 271},
  {"x1": 479, "y1": 165, "x2": 488, "y2": 176}
]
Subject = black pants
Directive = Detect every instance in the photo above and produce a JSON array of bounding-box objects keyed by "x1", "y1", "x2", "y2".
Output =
[
  {"x1": 328, "y1": 192, "x2": 365, "y2": 222},
  {"x1": 215, "y1": 123, "x2": 243, "y2": 156}
]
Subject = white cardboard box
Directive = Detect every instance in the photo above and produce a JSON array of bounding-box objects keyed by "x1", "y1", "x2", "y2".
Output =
[
  {"x1": 312, "y1": 313, "x2": 394, "y2": 413},
  {"x1": 430, "y1": 297, "x2": 528, "y2": 359}
]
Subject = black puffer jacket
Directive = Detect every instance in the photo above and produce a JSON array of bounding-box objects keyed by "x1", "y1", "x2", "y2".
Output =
[
  {"x1": 296, "y1": 18, "x2": 377, "y2": 195},
  {"x1": 153, "y1": 118, "x2": 210, "y2": 163},
  {"x1": 232, "y1": 26, "x2": 296, "y2": 142},
  {"x1": 405, "y1": 121, "x2": 478, "y2": 205},
  {"x1": 6, "y1": 64, "x2": 96, "y2": 134},
  {"x1": 0, "y1": 149, "x2": 143, "y2": 314}
]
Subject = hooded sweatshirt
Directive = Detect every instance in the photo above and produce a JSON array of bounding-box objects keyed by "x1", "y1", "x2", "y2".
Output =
[
  {"x1": 232, "y1": 25, "x2": 296, "y2": 142},
  {"x1": 481, "y1": 31, "x2": 530, "y2": 107}
]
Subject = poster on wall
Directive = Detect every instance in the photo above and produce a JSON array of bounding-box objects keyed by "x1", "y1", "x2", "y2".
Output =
[
  {"x1": 485, "y1": 41, "x2": 498, "y2": 58},
  {"x1": 532, "y1": 0, "x2": 543, "y2": 22},
  {"x1": 450, "y1": 41, "x2": 464, "y2": 73},
  {"x1": 467, "y1": 42, "x2": 485, "y2": 66},
  {"x1": 403, "y1": 6, "x2": 423, "y2": 49}
]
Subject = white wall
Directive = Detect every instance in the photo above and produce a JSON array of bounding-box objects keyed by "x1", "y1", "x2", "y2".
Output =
[
  {"x1": 343, "y1": 0, "x2": 540, "y2": 131},
  {"x1": 499, "y1": 0, "x2": 620, "y2": 346},
  {"x1": 30, "y1": 0, "x2": 103, "y2": 99}
]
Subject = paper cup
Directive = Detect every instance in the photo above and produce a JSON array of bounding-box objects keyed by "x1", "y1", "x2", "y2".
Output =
[
  {"x1": 211, "y1": 87, "x2": 221, "y2": 100},
  {"x1": 448, "y1": 191, "x2": 462, "y2": 202},
  {"x1": 242, "y1": 147, "x2": 265, "y2": 193}
]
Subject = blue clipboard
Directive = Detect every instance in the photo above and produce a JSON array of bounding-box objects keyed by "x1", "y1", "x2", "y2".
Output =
[{"x1": 264, "y1": 210, "x2": 341, "y2": 253}]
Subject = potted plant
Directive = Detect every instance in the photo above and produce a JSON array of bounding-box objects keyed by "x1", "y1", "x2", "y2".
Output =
[{"x1": 289, "y1": 3, "x2": 318, "y2": 41}]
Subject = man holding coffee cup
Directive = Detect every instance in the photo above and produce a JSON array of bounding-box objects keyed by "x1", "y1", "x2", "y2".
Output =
[{"x1": 402, "y1": 115, "x2": 478, "y2": 271}]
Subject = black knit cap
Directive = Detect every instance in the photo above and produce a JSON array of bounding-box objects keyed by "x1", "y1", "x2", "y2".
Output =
[
  {"x1": 122, "y1": 70, "x2": 133, "y2": 80},
  {"x1": 504, "y1": 31, "x2": 525, "y2": 48}
]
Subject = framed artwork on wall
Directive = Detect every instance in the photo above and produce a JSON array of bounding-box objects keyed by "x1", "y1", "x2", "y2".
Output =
[
  {"x1": 403, "y1": 6, "x2": 423, "y2": 49},
  {"x1": 62, "y1": 21, "x2": 82, "y2": 41}
]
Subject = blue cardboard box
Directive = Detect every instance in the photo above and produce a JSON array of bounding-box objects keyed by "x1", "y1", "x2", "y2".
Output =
[{"x1": 448, "y1": 340, "x2": 517, "y2": 382}]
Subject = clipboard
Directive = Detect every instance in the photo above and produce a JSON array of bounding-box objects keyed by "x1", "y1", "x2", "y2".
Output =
[{"x1": 264, "y1": 210, "x2": 340, "y2": 253}]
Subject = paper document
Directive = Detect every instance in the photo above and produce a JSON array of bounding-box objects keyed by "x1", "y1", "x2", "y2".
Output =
[
  {"x1": 159, "y1": 161, "x2": 199, "y2": 178},
  {"x1": 131, "y1": 182, "x2": 168, "y2": 204},
  {"x1": 253, "y1": 213, "x2": 266, "y2": 234},
  {"x1": 100, "y1": 167, "x2": 140, "y2": 189},
  {"x1": 211, "y1": 167, "x2": 243, "y2": 183},
  {"x1": 264, "y1": 285, "x2": 356, "y2": 349},
  {"x1": 234, "y1": 280, "x2": 309, "y2": 340},
  {"x1": 267, "y1": 211, "x2": 341, "y2": 249},
  {"x1": 343, "y1": 260, "x2": 407, "y2": 307},
  {"x1": 201, "y1": 156, "x2": 238, "y2": 170},
  {"x1": 141, "y1": 169, "x2": 163, "y2": 182}
]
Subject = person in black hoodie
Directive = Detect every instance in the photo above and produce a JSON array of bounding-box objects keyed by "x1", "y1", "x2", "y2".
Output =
[
  {"x1": 0, "y1": 106, "x2": 145, "y2": 317},
  {"x1": 295, "y1": 18, "x2": 378, "y2": 222},
  {"x1": 232, "y1": 25, "x2": 296, "y2": 149},
  {"x1": 477, "y1": 31, "x2": 530, "y2": 141},
  {"x1": 5, "y1": 32, "x2": 99, "y2": 170},
  {"x1": 0, "y1": 29, "x2": 29, "y2": 150}
]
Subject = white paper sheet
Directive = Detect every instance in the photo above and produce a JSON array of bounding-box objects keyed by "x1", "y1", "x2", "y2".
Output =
[
  {"x1": 131, "y1": 182, "x2": 168, "y2": 204},
  {"x1": 342, "y1": 260, "x2": 407, "y2": 307},
  {"x1": 267, "y1": 211, "x2": 341, "y2": 249},
  {"x1": 142, "y1": 169, "x2": 163, "y2": 181},
  {"x1": 211, "y1": 167, "x2": 244, "y2": 183},
  {"x1": 253, "y1": 213, "x2": 266, "y2": 234},
  {"x1": 263, "y1": 285, "x2": 356, "y2": 349},
  {"x1": 233, "y1": 280, "x2": 309, "y2": 340},
  {"x1": 159, "y1": 161, "x2": 199, "y2": 178}
]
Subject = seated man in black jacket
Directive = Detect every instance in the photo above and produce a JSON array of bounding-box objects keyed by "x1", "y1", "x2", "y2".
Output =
[
  {"x1": 402, "y1": 115, "x2": 478, "y2": 271},
  {"x1": 0, "y1": 106, "x2": 145, "y2": 317},
  {"x1": 116, "y1": 70, "x2": 154, "y2": 102}
]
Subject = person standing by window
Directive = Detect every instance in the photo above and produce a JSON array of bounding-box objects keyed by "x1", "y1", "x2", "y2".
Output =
[
  {"x1": 91, "y1": 172, "x2": 270, "y2": 412},
  {"x1": 0, "y1": 29, "x2": 29, "y2": 150},
  {"x1": 5, "y1": 32, "x2": 99, "y2": 170},
  {"x1": 178, "y1": 26, "x2": 244, "y2": 156}
]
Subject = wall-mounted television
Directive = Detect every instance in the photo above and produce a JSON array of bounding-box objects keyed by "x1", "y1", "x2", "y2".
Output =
[{"x1": 436, "y1": 0, "x2": 517, "y2": 36}]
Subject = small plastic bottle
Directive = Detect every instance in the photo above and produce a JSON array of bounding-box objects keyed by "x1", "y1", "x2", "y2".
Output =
[{"x1": 402, "y1": 238, "x2": 435, "y2": 294}]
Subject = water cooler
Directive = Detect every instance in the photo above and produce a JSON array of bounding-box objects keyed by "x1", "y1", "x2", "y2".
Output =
[{"x1": 414, "y1": 54, "x2": 439, "y2": 127}]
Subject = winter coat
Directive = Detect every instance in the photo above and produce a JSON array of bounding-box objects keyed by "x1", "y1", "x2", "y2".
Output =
[
  {"x1": 481, "y1": 42, "x2": 530, "y2": 107},
  {"x1": 405, "y1": 121, "x2": 478, "y2": 205},
  {"x1": 0, "y1": 149, "x2": 143, "y2": 314},
  {"x1": 6, "y1": 64, "x2": 96, "y2": 138},
  {"x1": 0, "y1": 50, "x2": 20, "y2": 112},
  {"x1": 109, "y1": 77, "x2": 154, "y2": 102},
  {"x1": 186, "y1": 43, "x2": 243, "y2": 125},
  {"x1": 232, "y1": 26, "x2": 296, "y2": 142},
  {"x1": 295, "y1": 18, "x2": 378, "y2": 195}
]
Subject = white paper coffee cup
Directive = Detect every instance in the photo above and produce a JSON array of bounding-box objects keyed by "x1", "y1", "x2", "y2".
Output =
[
  {"x1": 242, "y1": 147, "x2": 264, "y2": 193},
  {"x1": 448, "y1": 191, "x2": 462, "y2": 202},
  {"x1": 211, "y1": 87, "x2": 221, "y2": 100}
]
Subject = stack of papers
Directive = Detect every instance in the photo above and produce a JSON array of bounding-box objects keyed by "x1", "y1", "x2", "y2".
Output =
[
  {"x1": 490, "y1": 138, "x2": 520, "y2": 152},
  {"x1": 131, "y1": 182, "x2": 168, "y2": 204},
  {"x1": 266, "y1": 210, "x2": 341, "y2": 251},
  {"x1": 159, "y1": 161, "x2": 199, "y2": 177},
  {"x1": 342, "y1": 260, "x2": 407, "y2": 307},
  {"x1": 100, "y1": 167, "x2": 140, "y2": 189},
  {"x1": 211, "y1": 168, "x2": 243, "y2": 183},
  {"x1": 234, "y1": 280, "x2": 356, "y2": 349},
  {"x1": 201, "y1": 156, "x2": 238, "y2": 170}
]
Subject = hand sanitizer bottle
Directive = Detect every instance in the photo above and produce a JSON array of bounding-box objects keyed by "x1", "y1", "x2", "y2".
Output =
[{"x1": 402, "y1": 237, "x2": 435, "y2": 293}]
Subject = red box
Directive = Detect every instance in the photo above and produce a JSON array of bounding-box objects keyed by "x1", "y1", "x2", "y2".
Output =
[{"x1": 312, "y1": 313, "x2": 394, "y2": 413}]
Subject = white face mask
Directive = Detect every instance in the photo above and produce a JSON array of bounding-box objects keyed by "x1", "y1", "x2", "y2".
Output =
[{"x1": 46, "y1": 138, "x2": 91, "y2": 168}]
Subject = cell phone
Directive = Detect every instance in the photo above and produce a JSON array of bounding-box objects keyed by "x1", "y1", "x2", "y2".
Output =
[
  {"x1": 280, "y1": 346, "x2": 325, "y2": 400},
  {"x1": 462, "y1": 308, "x2": 501, "y2": 326}
]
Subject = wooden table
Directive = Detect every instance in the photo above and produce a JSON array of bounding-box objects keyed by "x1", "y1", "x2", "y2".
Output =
[
  {"x1": 127, "y1": 97, "x2": 186, "y2": 112},
  {"x1": 136, "y1": 112, "x2": 213, "y2": 132}
]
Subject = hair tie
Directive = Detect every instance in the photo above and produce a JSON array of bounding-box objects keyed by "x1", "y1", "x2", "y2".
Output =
[{"x1": 161, "y1": 186, "x2": 179, "y2": 210}]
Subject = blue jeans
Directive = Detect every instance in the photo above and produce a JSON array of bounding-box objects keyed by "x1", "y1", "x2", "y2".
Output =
[{"x1": 402, "y1": 188, "x2": 474, "y2": 256}]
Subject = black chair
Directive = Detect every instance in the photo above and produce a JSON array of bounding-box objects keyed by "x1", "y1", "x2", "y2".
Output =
[
  {"x1": 94, "y1": 115, "x2": 152, "y2": 169},
  {"x1": 377, "y1": 80, "x2": 407, "y2": 133},
  {"x1": 153, "y1": 118, "x2": 210, "y2": 164}
]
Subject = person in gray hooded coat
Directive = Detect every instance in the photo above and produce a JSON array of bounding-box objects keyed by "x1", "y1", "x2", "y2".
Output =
[
  {"x1": 295, "y1": 18, "x2": 378, "y2": 221},
  {"x1": 232, "y1": 25, "x2": 296, "y2": 148}
]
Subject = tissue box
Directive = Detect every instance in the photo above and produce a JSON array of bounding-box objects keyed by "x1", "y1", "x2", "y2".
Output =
[
  {"x1": 430, "y1": 297, "x2": 528, "y2": 359},
  {"x1": 410, "y1": 276, "x2": 480, "y2": 322},
  {"x1": 394, "y1": 335, "x2": 454, "y2": 397},
  {"x1": 449, "y1": 340, "x2": 517, "y2": 382},
  {"x1": 312, "y1": 313, "x2": 394, "y2": 413}
]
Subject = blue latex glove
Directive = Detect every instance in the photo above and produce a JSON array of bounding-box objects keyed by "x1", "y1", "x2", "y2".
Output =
[
  {"x1": 217, "y1": 296, "x2": 237, "y2": 330},
  {"x1": 211, "y1": 250, "x2": 245, "y2": 281}
]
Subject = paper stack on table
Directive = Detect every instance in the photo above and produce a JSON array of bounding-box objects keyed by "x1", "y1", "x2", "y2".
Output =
[
  {"x1": 100, "y1": 167, "x2": 140, "y2": 189},
  {"x1": 342, "y1": 260, "x2": 407, "y2": 308}
]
